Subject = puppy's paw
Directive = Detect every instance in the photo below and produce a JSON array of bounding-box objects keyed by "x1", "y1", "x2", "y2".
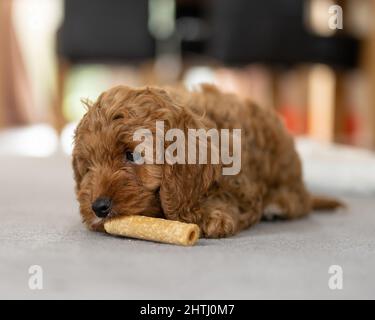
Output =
[{"x1": 201, "y1": 210, "x2": 237, "y2": 238}]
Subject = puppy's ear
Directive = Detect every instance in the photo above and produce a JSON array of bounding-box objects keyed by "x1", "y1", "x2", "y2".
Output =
[
  {"x1": 160, "y1": 161, "x2": 219, "y2": 223},
  {"x1": 72, "y1": 153, "x2": 82, "y2": 191},
  {"x1": 158, "y1": 102, "x2": 221, "y2": 223}
]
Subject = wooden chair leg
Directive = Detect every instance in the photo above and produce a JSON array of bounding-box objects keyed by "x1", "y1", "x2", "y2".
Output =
[
  {"x1": 334, "y1": 71, "x2": 345, "y2": 144},
  {"x1": 307, "y1": 64, "x2": 336, "y2": 143},
  {"x1": 361, "y1": 1, "x2": 375, "y2": 149},
  {"x1": 53, "y1": 58, "x2": 70, "y2": 133},
  {"x1": 0, "y1": 33, "x2": 4, "y2": 128}
]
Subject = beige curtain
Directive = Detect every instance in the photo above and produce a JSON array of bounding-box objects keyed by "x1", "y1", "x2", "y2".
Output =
[{"x1": 0, "y1": 0, "x2": 34, "y2": 128}]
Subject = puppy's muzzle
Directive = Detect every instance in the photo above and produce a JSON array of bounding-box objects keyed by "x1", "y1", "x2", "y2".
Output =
[{"x1": 92, "y1": 197, "x2": 112, "y2": 218}]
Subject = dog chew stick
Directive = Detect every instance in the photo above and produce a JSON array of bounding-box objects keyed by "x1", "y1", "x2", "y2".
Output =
[{"x1": 104, "y1": 216, "x2": 200, "y2": 246}]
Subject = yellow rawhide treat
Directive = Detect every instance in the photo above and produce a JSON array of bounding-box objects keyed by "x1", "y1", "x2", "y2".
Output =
[{"x1": 104, "y1": 216, "x2": 200, "y2": 246}]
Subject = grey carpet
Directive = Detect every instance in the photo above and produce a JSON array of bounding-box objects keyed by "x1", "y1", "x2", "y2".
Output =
[{"x1": 0, "y1": 154, "x2": 374, "y2": 299}]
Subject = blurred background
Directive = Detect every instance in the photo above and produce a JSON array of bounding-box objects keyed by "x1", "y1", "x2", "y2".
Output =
[
  {"x1": 3, "y1": 1, "x2": 375, "y2": 300},
  {"x1": 0, "y1": 0, "x2": 375, "y2": 177}
]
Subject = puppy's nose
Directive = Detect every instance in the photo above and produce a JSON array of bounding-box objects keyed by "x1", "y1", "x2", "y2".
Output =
[{"x1": 92, "y1": 197, "x2": 112, "y2": 218}]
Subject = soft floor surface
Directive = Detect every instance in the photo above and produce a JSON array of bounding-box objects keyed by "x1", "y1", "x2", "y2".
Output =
[{"x1": 0, "y1": 154, "x2": 374, "y2": 299}]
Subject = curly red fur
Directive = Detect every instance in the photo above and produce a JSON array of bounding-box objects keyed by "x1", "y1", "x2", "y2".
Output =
[{"x1": 72, "y1": 84, "x2": 341, "y2": 238}]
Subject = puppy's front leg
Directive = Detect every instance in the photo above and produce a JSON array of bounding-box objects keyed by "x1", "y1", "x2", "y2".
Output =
[
  {"x1": 161, "y1": 197, "x2": 237, "y2": 238},
  {"x1": 197, "y1": 197, "x2": 263, "y2": 238},
  {"x1": 160, "y1": 177, "x2": 263, "y2": 238}
]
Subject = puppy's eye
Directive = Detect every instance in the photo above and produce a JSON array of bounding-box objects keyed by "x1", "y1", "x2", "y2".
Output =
[
  {"x1": 124, "y1": 150, "x2": 143, "y2": 164},
  {"x1": 125, "y1": 151, "x2": 134, "y2": 162}
]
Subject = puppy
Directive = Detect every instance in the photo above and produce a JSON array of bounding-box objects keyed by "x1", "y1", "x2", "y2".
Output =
[{"x1": 72, "y1": 84, "x2": 341, "y2": 238}]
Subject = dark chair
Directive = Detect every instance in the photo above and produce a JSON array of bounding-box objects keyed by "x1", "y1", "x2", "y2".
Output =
[
  {"x1": 54, "y1": 0, "x2": 155, "y2": 131},
  {"x1": 205, "y1": 0, "x2": 360, "y2": 142},
  {"x1": 207, "y1": 0, "x2": 359, "y2": 68},
  {"x1": 57, "y1": 0, "x2": 154, "y2": 63}
]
